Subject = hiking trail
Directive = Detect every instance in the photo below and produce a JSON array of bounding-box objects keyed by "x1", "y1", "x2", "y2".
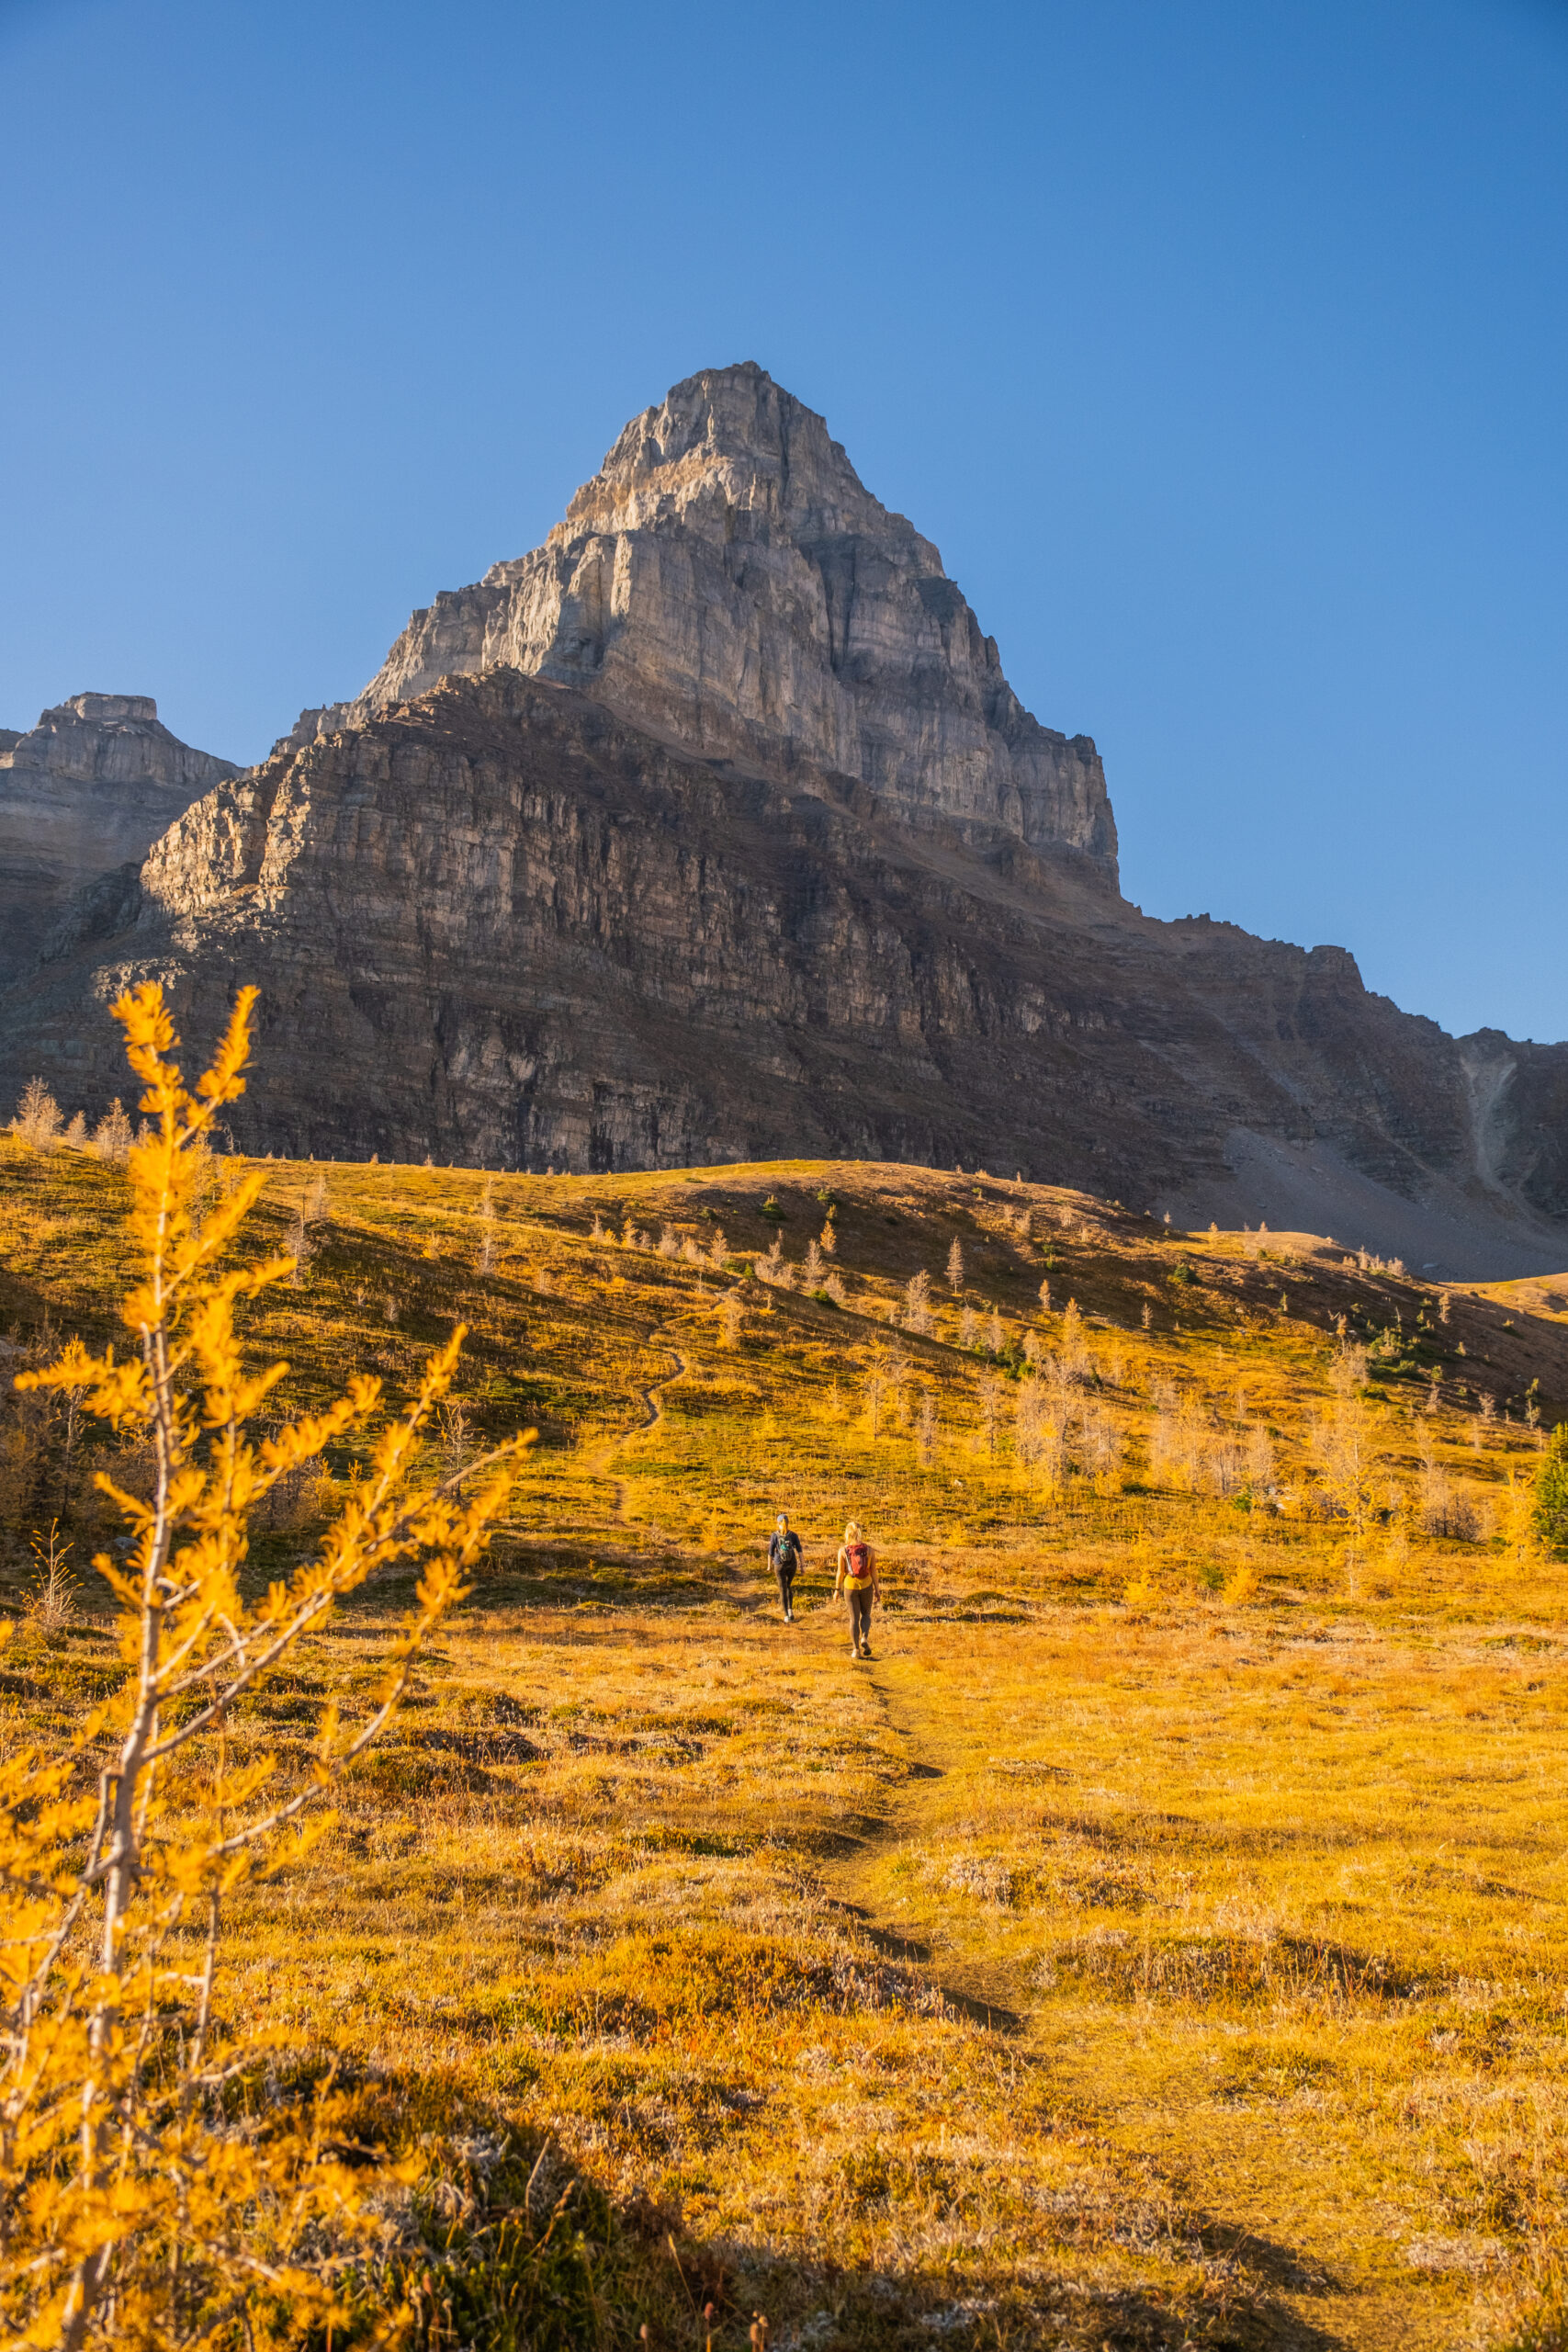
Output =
[
  {"x1": 581, "y1": 1316, "x2": 689, "y2": 1522},
  {"x1": 818, "y1": 1645, "x2": 1035, "y2": 2034},
  {"x1": 815, "y1": 1633, "x2": 1438, "y2": 2352}
]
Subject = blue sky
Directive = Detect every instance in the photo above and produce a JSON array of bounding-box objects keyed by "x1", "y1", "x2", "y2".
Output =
[{"x1": 2, "y1": 0, "x2": 1563, "y2": 1041}]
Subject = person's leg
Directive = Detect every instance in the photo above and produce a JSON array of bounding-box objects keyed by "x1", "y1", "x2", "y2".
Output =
[
  {"x1": 781, "y1": 1573, "x2": 795, "y2": 1621},
  {"x1": 851, "y1": 1590, "x2": 871, "y2": 1654}
]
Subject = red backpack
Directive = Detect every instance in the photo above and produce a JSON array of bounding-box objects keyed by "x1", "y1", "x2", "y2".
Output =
[{"x1": 844, "y1": 1541, "x2": 871, "y2": 1581}]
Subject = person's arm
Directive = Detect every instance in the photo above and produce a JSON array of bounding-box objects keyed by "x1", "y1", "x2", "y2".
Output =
[
  {"x1": 833, "y1": 1544, "x2": 846, "y2": 1597},
  {"x1": 868, "y1": 1544, "x2": 881, "y2": 1600}
]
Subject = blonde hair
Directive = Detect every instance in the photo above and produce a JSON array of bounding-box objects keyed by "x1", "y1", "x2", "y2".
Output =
[{"x1": 843, "y1": 1521, "x2": 862, "y2": 1543}]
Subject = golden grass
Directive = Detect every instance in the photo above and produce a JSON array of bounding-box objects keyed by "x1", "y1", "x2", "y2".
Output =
[{"x1": 4, "y1": 1135, "x2": 1568, "y2": 2346}]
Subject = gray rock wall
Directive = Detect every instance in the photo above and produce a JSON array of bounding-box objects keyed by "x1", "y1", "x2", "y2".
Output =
[
  {"x1": 1, "y1": 369, "x2": 1560, "y2": 1275},
  {"x1": 0, "y1": 694, "x2": 236, "y2": 983},
  {"x1": 6, "y1": 670, "x2": 1562, "y2": 1274},
  {"x1": 290, "y1": 364, "x2": 1117, "y2": 872}
]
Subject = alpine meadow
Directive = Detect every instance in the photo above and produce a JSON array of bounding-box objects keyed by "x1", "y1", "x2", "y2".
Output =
[
  {"x1": 9, "y1": 0, "x2": 1568, "y2": 2326},
  {"x1": 3, "y1": 981, "x2": 1568, "y2": 2352}
]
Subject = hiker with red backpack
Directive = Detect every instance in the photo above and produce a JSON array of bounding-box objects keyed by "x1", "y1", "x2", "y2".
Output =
[{"x1": 833, "y1": 1521, "x2": 880, "y2": 1659}]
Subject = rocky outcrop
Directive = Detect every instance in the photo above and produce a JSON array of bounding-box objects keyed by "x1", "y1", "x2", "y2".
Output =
[
  {"x1": 5, "y1": 668, "x2": 1563, "y2": 1275},
  {"x1": 0, "y1": 694, "x2": 236, "y2": 982},
  {"x1": 0, "y1": 369, "x2": 1561, "y2": 1277},
  {"x1": 288, "y1": 364, "x2": 1116, "y2": 873}
]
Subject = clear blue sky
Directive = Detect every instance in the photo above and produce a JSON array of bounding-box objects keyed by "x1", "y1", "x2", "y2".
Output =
[{"x1": 2, "y1": 0, "x2": 1564, "y2": 1042}]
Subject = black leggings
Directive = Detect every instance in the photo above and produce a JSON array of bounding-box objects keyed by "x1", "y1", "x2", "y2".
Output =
[
  {"x1": 775, "y1": 1569, "x2": 795, "y2": 1610},
  {"x1": 848, "y1": 1588, "x2": 873, "y2": 1648}
]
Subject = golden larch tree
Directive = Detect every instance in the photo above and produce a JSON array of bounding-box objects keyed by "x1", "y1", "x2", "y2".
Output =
[{"x1": 0, "y1": 983, "x2": 530, "y2": 2348}]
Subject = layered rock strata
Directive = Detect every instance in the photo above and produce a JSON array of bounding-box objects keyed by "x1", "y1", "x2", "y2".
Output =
[
  {"x1": 288, "y1": 363, "x2": 1116, "y2": 873},
  {"x1": 6, "y1": 669, "x2": 1562, "y2": 1275},
  {"x1": 0, "y1": 694, "x2": 236, "y2": 981},
  {"x1": 0, "y1": 367, "x2": 1562, "y2": 1276}
]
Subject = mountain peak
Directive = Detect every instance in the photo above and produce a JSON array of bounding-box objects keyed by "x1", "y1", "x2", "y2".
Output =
[
  {"x1": 288, "y1": 366, "x2": 1116, "y2": 873},
  {"x1": 61, "y1": 692, "x2": 160, "y2": 725},
  {"x1": 0, "y1": 694, "x2": 236, "y2": 984},
  {"x1": 2, "y1": 694, "x2": 232, "y2": 788},
  {"x1": 556, "y1": 363, "x2": 925, "y2": 556}
]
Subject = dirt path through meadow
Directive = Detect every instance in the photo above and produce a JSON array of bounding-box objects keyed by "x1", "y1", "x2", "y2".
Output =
[
  {"x1": 579, "y1": 1318, "x2": 689, "y2": 1521},
  {"x1": 824, "y1": 1641, "x2": 1036, "y2": 2033},
  {"x1": 813, "y1": 1624, "x2": 1457, "y2": 2352}
]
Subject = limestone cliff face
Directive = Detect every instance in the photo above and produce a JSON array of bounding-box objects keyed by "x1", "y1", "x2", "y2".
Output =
[
  {"x1": 5, "y1": 668, "x2": 1562, "y2": 1274},
  {"x1": 290, "y1": 364, "x2": 1116, "y2": 872},
  {"x1": 1, "y1": 370, "x2": 1562, "y2": 1275},
  {"x1": 0, "y1": 694, "x2": 236, "y2": 982}
]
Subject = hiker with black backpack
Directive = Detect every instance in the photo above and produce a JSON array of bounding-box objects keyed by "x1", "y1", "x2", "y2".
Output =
[
  {"x1": 768, "y1": 1513, "x2": 805, "y2": 1621},
  {"x1": 833, "y1": 1521, "x2": 879, "y2": 1659}
]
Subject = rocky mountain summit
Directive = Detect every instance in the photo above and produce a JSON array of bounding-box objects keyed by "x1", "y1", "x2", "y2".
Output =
[
  {"x1": 288, "y1": 362, "x2": 1116, "y2": 872},
  {"x1": 1, "y1": 366, "x2": 1562, "y2": 1276},
  {"x1": 0, "y1": 693, "x2": 235, "y2": 981}
]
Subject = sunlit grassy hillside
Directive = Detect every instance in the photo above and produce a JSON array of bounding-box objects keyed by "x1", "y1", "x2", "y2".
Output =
[{"x1": 5, "y1": 1132, "x2": 1568, "y2": 2349}]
